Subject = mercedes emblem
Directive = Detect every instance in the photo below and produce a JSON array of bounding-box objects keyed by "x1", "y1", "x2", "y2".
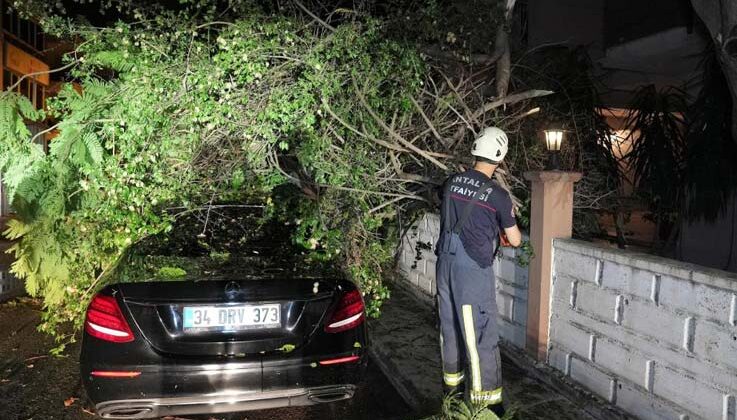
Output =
[{"x1": 224, "y1": 281, "x2": 241, "y2": 295}]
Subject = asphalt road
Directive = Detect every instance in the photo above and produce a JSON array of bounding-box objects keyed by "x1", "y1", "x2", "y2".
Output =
[{"x1": 0, "y1": 298, "x2": 413, "y2": 420}]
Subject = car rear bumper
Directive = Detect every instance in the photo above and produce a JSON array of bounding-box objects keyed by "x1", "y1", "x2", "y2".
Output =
[
  {"x1": 83, "y1": 352, "x2": 366, "y2": 401},
  {"x1": 95, "y1": 384, "x2": 357, "y2": 419}
]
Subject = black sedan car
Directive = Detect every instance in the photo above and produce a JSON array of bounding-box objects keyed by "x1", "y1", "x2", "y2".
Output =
[{"x1": 80, "y1": 276, "x2": 367, "y2": 419}]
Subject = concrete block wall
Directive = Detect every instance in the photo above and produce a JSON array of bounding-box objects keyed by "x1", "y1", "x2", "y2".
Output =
[
  {"x1": 549, "y1": 239, "x2": 737, "y2": 420},
  {"x1": 396, "y1": 212, "x2": 530, "y2": 349},
  {"x1": 398, "y1": 213, "x2": 441, "y2": 298},
  {"x1": 494, "y1": 242, "x2": 530, "y2": 349}
]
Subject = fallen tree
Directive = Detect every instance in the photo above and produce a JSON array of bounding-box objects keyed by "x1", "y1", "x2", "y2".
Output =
[{"x1": 1, "y1": 1, "x2": 616, "y2": 346}]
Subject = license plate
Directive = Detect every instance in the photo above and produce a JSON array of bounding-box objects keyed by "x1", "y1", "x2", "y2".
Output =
[{"x1": 183, "y1": 304, "x2": 280, "y2": 330}]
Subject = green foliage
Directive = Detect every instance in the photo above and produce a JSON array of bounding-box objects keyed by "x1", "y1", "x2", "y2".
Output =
[
  {"x1": 2, "y1": 1, "x2": 616, "y2": 346},
  {"x1": 514, "y1": 240, "x2": 534, "y2": 267},
  {"x1": 156, "y1": 266, "x2": 187, "y2": 279},
  {"x1": 0, "y1": 5, "x2": 425, "y2": 341},
  {"x1": 424, "y1": 392, "x2": 518, "y2": 420},
  {"x1": 277, "y1": 343, "x2": 296, "y2": 353},
  {"x1": 381, "y1": 0, "x2": 507, "y2": 51},
  {"x1": 209, "y1": 251, "x2": 231, "y2": 264}
]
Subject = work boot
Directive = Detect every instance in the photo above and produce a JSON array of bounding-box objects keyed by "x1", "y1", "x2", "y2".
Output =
[{"x1": 487, "y1": 402, "x2": 506, "y2": 418}]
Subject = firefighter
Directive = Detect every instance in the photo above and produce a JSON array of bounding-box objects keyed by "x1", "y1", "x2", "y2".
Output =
[{"x1": 435, "y1": 127, "x2": 522, "y2": 416}]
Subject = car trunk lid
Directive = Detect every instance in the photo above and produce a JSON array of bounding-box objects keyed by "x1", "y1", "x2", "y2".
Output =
[{"x1": 117, "y1": 278, "x2": 337, "y2": 357}]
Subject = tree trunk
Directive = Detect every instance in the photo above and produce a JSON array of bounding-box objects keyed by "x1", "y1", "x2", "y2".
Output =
[
  {"x1": 495, "y1": 30, "x2": 511, "y2": 98},
  {"x1": 691, "y1": 0, "x2": 737, "y2": 143},
  {"x1": 493, "y1": 0, "x2": 517, "y2": 98}
]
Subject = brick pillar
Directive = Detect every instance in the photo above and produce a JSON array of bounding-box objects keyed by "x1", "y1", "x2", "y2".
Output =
[{"x1": 524, "y1": 171, "x2": 582, "y2": 361}]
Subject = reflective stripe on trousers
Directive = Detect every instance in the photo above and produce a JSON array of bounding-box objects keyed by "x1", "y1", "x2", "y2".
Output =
[
  {"x1": 437, "y1": 233, "x2": 503, "y2": 401},
  {"x1": 443, "y1": 371, "x2": 465, "y2": 387},
  {"x1": 471, "y1": 387, "x2": 503, "y2": 404}
]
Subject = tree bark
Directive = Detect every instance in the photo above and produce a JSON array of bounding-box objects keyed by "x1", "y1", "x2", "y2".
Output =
[
  {"x1": 493, "y1": 0, "x2": 517, "y2": 98},
  {"x1": 691, "y1": 0, "x2": 737, "y2": 143},
  {"x1": 472, "y1": 89, "x2": 554, "y2": 120},
  {"x1": 495, "y1": 28, "x2": 511, "y2": 98}
]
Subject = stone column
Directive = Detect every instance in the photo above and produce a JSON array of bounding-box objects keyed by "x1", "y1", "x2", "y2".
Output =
[{"x1": 523, "y1": 171, "x2": 582, "y2": 361}]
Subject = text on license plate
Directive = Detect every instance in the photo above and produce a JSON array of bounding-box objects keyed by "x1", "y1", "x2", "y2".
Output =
[{"x1": 183, "y1": 304, "x2": 280, "y2": 329}]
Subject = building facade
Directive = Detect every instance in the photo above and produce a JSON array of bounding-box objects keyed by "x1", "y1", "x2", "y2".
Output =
[
  {"x1": 525, "y1": 0, "x2": 737, "y2": 272},
  {"x1": 0, "y1": 1, "x2": 51, "y2": 216}
]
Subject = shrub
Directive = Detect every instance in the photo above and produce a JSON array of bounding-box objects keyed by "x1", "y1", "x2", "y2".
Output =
[{"x1": 156, "y1": 266, "x2": 188, "y2": 280}]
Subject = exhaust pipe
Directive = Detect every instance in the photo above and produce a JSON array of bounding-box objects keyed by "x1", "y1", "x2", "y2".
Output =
[
  {"x1": 95, "y1": 385, "x2": 357, "y2": 417},
  {"x1": 308, "y1": 385, "x2": 355, "y2": 403},
  {"x1": 97, "y1": 404, "x2": 154, "y2": 419}
]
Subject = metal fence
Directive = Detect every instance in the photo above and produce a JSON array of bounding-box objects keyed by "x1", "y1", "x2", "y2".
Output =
[{"x1": 0, "y1": 270, "x2": 23, "y2": 302}]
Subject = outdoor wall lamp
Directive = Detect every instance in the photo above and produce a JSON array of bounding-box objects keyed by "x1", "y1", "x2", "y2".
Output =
[{"x1": 543, "y1": 129, "x2": 565, "y2": 170}]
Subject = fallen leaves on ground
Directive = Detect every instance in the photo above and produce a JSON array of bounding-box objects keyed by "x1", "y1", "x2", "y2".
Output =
[{"x1": 64, "y1": 397, "x2": 79, "y2": 407}]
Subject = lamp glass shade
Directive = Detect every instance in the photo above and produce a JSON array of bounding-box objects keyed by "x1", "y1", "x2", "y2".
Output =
[{"x1": 544, "y1": 130, "x2": 564, "y2": 151}]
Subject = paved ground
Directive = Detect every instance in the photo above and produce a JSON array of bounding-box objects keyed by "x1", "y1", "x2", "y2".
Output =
[
  {"x1": 370, "y1": 277, "x2": 632, "y2": 419},
  {"x1": 0, "y1": 298, "x2": 412, "y2": 420}
]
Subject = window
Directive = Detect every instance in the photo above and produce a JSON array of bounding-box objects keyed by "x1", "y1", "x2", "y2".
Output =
[
  {"x1": 2, "y1": 5, "x2": 45, "y2": 51},
  {"x1": 3, "y1": 69, "x2": 45, "y2": 109}
]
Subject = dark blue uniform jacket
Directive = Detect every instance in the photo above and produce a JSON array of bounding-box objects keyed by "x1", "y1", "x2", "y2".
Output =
[{"x1": 436, "y1": 169, "x2": 516, "y2": 268}]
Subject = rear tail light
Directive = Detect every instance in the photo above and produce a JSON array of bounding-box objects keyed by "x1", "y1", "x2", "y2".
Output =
[
  {"x1": 85, "y1": 294, "x2": 134, "y2": 343},
  {"x1": 325, "y1": 289, "x2": 365, "y2": 333},
  {"x1": 319, "y1": 355, "x2": 360, "y2": 366},
  {"x1": 90, "y1": 370, "x2": 141, "y2": 378}
]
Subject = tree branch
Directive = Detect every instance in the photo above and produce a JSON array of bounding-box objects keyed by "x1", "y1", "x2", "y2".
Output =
[
  {"x1": 410, "y1": 95, "x2": 445, "y2": 146},
  {"x1": 6, "y1": 60, "x2": 79, "y2": 93},
  {"x1": 321, "y1": 97, "x2": 408, "y2": 153},
  {"x1": 421, "y1": 45, "x2": 500, "y2": 66},
  {"x1": 472, "y1": 89, "x2": 554, "y2": 120},
  {"x1": 292, "y1": 0, "x2": 336, "y2": 32},
  {"x1": 352, "y1": 78, "x2": 449, "y2": 170},
  {"x1": 270, "y1": 151, "x2": 428, "y2": 201}
]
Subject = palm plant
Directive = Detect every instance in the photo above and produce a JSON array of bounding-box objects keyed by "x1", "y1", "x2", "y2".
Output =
[
  {"x1": 425, "y1": 392, "x2": 517, "y2": 420},
  {"x1": 624, "y1": 46, "x2": 737, "y2": 258},
  {"x1": 682, "y1": 47, "x2": 737, "y2": 223},
  {"x1": 623, "y1": 85, "x2": 688, "y2": 248}
]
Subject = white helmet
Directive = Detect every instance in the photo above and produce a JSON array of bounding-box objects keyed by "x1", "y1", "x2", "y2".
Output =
[{"x1": 471, "y1": 127, "x2": 508, "y2": 164}]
